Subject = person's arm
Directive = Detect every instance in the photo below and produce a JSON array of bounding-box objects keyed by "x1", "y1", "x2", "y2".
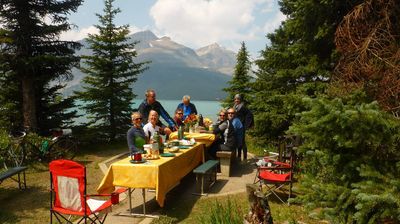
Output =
[
  {"x1": 127, "y1": 128, "x2": 139, "y2": 153},
  {"x1": 158, "y1": 102, "x2": 176, "y2": 128},
  {"x1": 244, "y1": 107, "x2": 253, "y2": 129},
  {"x1": 191, "y1": 103, "x2": 198, "y2": 115},
  {"x1": 213, "y1": 121, "x2": 227, "y2": 135}
]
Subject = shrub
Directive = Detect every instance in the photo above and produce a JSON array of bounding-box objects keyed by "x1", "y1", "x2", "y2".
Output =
[{"x1": 289, "y1": 96, "x2": 400, "y2": 223}]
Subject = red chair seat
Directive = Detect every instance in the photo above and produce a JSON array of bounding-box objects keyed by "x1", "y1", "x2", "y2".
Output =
[{"x1": 259, "y1": 170, "x2": 291, "y2": 182}]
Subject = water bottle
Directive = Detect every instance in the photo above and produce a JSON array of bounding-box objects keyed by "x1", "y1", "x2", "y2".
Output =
[
  {"x1": 178, "y1": 125, "x2": 183, "y2": 140},
  {"x1": 153, "y1": 131, "x2": 164, "y2": 154},
  {"x1": 158, "y1": 135, "x2": 164, "y2": 154},
  {"x1": 152, "y1": 132, "x2": 159, "y2": 151}
]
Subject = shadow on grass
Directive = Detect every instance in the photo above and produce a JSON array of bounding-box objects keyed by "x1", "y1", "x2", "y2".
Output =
[
  {"x1": 230, "y1": 158, "x2": 257, "y2": 177},
  {"x1": 0, "y1": 186, "x2": 49, "y2": 223},
  {"x1": 156, "y1": 173, "x2": 202, "y2": 221}
]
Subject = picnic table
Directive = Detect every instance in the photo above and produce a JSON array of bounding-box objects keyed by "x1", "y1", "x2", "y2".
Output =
[{"x1": 97, "y1": 143, "x2": 205, "y2": 207}]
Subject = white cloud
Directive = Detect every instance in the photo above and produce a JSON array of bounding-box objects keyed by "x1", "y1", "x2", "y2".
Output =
[
  {"x1": 149, "y1": 0, "x2": 283, "y2": 49},
  {"x1": 60, "y1": 25, "x2": 142, "y2": 41},
  {"x1": 60, "y1": 26, "x2": 99, "y2": 41}
]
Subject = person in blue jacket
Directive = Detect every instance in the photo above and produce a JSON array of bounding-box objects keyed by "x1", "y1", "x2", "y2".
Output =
[
  {"x1": 227, "y1": 107, "x2": 244, "y2": 152},
  {"x1": 177, "y1": 95, "x2": 198, "y2": 120},
  {"x1": 138, "y1": 89, "x2": 176, "y2": 134}
]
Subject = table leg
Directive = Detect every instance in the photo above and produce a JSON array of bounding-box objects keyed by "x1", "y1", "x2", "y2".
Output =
[
  {"x1": 142, "y1": 188, "x2": 146, "y2": 215},
  {"x1": 128, "y1": 188, "x2": 132, "y2": 214},
  {"x1": 119, "y1": 188, "x2": 158, "y2": 218}
]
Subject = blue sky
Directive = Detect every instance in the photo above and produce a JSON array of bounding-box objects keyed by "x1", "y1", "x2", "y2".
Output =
[{"x1": 62, "y1": 0, "x2": 285, "y2": 58}]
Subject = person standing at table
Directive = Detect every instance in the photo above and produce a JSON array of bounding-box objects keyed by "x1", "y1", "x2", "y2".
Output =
[
  {"x1": 234, "y1": 94, "x2": 253, "y2": 161},
  {"x1": 177, "y1": 95, "x2": 198, "y2": 120},
  {"x1": 127, "y1": 112, "x2": 146, "y2": 155},
  {"x1": 173, "y1": 108, "x2": 184, "y2": 127},
  {"x1": 138, "y1": 89, "x2": 175, "y2": 134}
]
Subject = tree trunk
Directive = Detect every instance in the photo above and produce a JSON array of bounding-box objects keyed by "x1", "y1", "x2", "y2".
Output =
[
  {"x1": 245, "y1": 184, "x2": 273, "y2": 224},
  {"x1": 21, "y1": 77, "x2": 37, "y2": 131}
]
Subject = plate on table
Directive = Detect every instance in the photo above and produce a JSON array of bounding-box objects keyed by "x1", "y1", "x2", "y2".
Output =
[
  {"x1": 129, "y1": 158, "x2": 147, "y2": 164},
  {"x1": 160, "y1": 153, "x2": 175, "y2": 157},
  {"x1": 178, "y1": 145, "x2": 191, "y2": 149}
]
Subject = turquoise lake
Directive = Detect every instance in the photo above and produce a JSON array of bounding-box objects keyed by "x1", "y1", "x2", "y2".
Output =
[{"x1": 74, "y1": 99, "x2": 223, "y2": 125}]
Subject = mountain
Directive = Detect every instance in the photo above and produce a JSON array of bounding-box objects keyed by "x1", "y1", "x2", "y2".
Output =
[
  {"x1": 196, "y1": 43, "x2": 236, "y2": 75},
  {"x1": 64, "y1": 30, "x2": 236, "y2": 100}
]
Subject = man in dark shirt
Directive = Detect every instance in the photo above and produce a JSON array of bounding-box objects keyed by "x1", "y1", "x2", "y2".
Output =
[
  {"x1": 234, "y1": 94, "x2": 253, "y2": 160},
  {"x1": 138, "y1": 89, "x2": 176, "y2": 134}
]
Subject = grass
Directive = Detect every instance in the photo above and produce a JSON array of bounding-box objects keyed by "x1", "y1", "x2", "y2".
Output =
[
  {"x1": 0, "y1": 141, "x2": 127, "y2": 224},
  {"x1": 152, "y1": 192, "x2": 324, "y2": 224},
  {"x1": 0, "y1": 136, "x2": 323, "y2": 224}
]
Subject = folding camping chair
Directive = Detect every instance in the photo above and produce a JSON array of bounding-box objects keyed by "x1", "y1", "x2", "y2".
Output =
[
  {"x1": 254, "y1": 150, "x2": 294, "y2": 205},
  {"x1": 49, "y1": 159, "x2": 126, "y2": 224}
]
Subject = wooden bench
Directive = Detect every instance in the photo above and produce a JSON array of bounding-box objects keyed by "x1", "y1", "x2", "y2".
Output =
[
  {"x1": 193, "y1": 160, "x2": 219, "y2": 195},
  {"x1": 216, "y1": 151, "x2": 235, "y2": 177},
  {"x1": 0, "y1": 165, "x2": 27, "y2": 189},
  {"x1": 0, "y1": 139, "x2": 28, "y2": 190}
]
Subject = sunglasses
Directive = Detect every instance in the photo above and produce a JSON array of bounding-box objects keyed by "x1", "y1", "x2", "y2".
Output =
[
  {"x1": 177, "y1": 112, "x2": 183, "y2": 115},
  {"x1": 134, "y1": 117, "x2": 142, "y2": 121},
  {"x1": 219, "y1": 114, "x2": 225, "y2": 117}
]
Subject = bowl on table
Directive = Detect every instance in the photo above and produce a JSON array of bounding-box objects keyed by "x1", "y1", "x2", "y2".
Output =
[
  {"x1": 170, "y1": 140, "x2": 180, "y2": 146},
  {"x1": 167, "y1": 146, "x2": 179, "y2": 153}
]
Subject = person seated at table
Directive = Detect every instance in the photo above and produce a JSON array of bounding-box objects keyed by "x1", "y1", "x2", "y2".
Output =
[
  {"x1": 227, "y1": 107, "x2": 244, "y2": 156},
  {"x1": 177, "y1": 95, "x2": 198, "y2": 120},
  {"x1": 208, "y1": 109, "x2": 236, "y2": 158},
  {"x1": 143, "y1": 110, "x2": 168, "y2": 141},
  {"x1": 138, "y1": 89, "x2": 176, "y2": 133},
  {"x1": 127, "y1": 112, "x2": 146, "y2": 155},
  {"x1": 174, "y1": 108, "x2": 184, "y2": 127}
]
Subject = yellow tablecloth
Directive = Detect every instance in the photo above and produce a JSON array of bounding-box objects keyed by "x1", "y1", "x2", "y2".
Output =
[
  {"x1": 169, "y1": 132, "x2": 216, "y2": 147},
  {"x1": 96, "y1": 143, "x2": 204, "y2": 207}
]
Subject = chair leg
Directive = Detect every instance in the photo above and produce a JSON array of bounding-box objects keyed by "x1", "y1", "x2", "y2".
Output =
[
  {"x1": 17, "y1": 172, "x2": 21, "y2": 189},
  {"x1": 23, "y1": 170, "x2": 26, "y2": 189}
]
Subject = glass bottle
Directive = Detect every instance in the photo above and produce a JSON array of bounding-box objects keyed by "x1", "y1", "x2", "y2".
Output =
[
  {"x1": 178, "y1": 125, "x2": 184, "y2": 140},
  {"x1": 152, "y1": 131, "x2": 159, "y2": 156},
  {"x1": 198, "y1": 114, "x2": 204, "y2": 127}
]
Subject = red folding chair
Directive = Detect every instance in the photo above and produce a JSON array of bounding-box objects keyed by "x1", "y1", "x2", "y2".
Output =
[
  {"x1": 49, "y1": 159, "x2": 126, "y2": 224},
  {"x1": 254, "y1": 152, "x2": 294, "y2": 205}
]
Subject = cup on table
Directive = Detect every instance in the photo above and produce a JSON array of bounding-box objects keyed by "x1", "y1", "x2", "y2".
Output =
[{"x1": 131, "y1": 152, "x2": 142, "y2": 161}]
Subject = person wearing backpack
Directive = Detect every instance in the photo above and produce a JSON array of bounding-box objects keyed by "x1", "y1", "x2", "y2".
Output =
[{"x1": 234, "y1": 94, "x2": 254, "y2": 161}]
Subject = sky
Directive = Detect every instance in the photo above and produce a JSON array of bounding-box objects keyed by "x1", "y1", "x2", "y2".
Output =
[{"x1": 62, "y1": 0, "x2": 286, "y2": 59}]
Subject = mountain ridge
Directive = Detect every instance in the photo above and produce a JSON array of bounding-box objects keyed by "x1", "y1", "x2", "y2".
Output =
[{"x1": 64, "y1": 30, "x2": 236, "y2": 100}]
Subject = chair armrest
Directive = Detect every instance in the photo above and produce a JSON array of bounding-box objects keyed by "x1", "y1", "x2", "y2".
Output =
[
  {"x1": 258, "y1": 166, "x2": 291, "y2": 171},
  {"x1": 88, "y1": 187, "x2": 127, "y2": 205}
]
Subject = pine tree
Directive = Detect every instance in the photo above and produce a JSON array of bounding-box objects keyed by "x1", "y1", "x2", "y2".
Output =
[
  {"x1": 289, "y1": 95, "x2": 400, "y2": 223},
  {"x1": 0, "y1": 0, "x2": 82, "y2": 132},
  {"x1": 250, "y1": 0, "x2": 360, "y2": 144},
  {"x1": 75, "y1": 0, "x2": 147, "y2": 140},
  {"x1": 222, "y1": 41, "x2": 252, "y2": 107}
]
